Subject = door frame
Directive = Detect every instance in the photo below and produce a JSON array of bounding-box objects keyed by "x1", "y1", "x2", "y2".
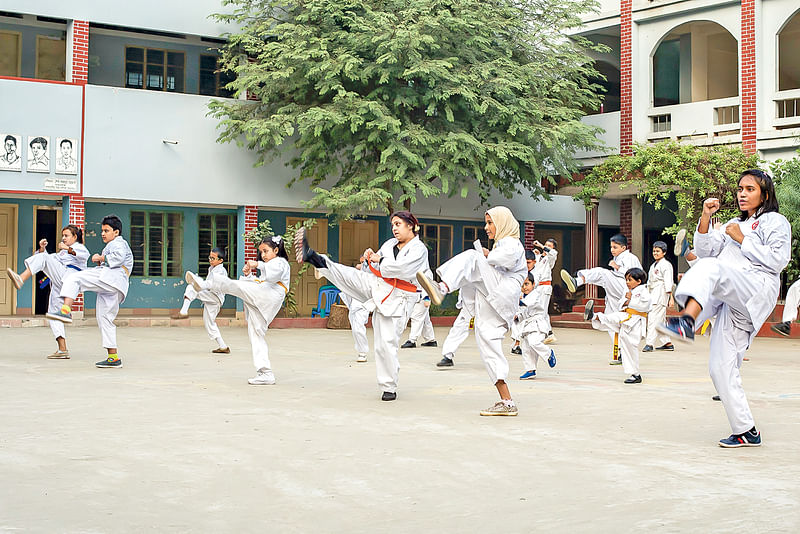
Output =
[
  {"x1": 31, "y1": 205, "x2": 62, "y2": 314},
  {"x1": 0, "y1": 203, "x2": 19, "y2": 315}
]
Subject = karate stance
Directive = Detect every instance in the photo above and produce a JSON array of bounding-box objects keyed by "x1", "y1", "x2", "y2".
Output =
[
  {"x1": 48, "y1": 215, "x2": 133, "y2": 369},
  {"x1": 771, "y1": 278, "x2": 799, "y2": 337},
  {"x1": 6, "y1": 224, "x2": 89, "y2": 359},
  {"x1": 178, "y1": 247, "x2": 230, "y2": 353},
  {"x1": 435, "y1": 292, "x2": 473, "y2": 367},
  {"x1": 295, "y1": 211, "x2": 429, "y2": 401},
  {"x1": 586, "y1": 268, "x2": 651, "y2": 383},
  {"x1": 643, "y1": 241, "x2": 674, "y2": 352},
  {"x1": 418, "y1": 206, "x2": 527, "y2": 416},
  {"x1": 516, "y1": 273, "x2": 557, "y2": 380},
  {"x1": 187, "y1": 236, "x2": 290, "y2": 385},
  {"x1": 339, "y1": 261, "x2": 371, "y2": 362},
  {"x1": 659, "y1": 170, "x2": 791, "y2": 447}
]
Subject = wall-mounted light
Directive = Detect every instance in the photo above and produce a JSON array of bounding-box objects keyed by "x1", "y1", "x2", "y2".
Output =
[{"x1": 162, "y1": 139, "x2": 179, "y2": 145}]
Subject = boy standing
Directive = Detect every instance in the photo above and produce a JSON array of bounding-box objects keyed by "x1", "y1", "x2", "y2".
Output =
[
  {"x1": 48, "y1": 215, "x2": 133, "y2": 368},
  {"x1": 643, "y1": 241, "x2": 674, "y2": 352},
  {"x1": 516, "y1": 273, "x2": 556, "y2": 380},
  {"x1": 178, "y1": 247, "x2": 230, "y2": 353}
]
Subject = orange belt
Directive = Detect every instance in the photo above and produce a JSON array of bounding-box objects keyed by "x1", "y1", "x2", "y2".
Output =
[
  {"x1": 537, "y1": 281, "x2": 551, "y2": 286},
  {"x1": 369, "y1": 264, "x2": 417, "y2": 303}
]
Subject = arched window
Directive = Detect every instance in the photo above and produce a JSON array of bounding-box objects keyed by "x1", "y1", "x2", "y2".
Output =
[
  {"x1": 588, "y1": 60, "x2": 621, "y2": 114},
  {"x1": 779, "y1": 11, "x2": 800, "y2": 91}
]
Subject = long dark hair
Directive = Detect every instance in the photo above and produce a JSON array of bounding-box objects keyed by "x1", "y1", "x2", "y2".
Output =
[
  {"x1": 259, "y1": 236, "x2": 288, "y2": 260},
  {"x1": 389, "y1": 211, "x2": 420, "y2": 235},
  {"x1": 739, "y1": 169, "x2": 780, "y2": 220},
  {"x1": 62, "y1": 224, "x2": 84, "y2": 244}
]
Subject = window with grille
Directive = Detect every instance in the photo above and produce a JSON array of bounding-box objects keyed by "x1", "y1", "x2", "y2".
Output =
[
  {"x1": 199, "y1": 54, "x2": 234, "y2": 97},
  {"x1": 463, "y1": 225, "x2": 490, "y2": 252},
  {"x1": 420, "y1": 224, "x2": 452, "y2": 271},
  {"x1": 198, "y1": 214, "x2": 237, "y2": 276},
  {"x1": 125, "y1": 46, "x2": 185, "y2": 92},
  {"x1": 130, "y1": 211, "x2": 183, "y2": 276}
]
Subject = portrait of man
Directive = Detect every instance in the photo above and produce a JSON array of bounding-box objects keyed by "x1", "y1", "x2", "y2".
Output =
[
  {"x1": 55, "y1": 137, "x2": 78, "y2": 175},
  {"x1": 27, "y1": 135, "x2": 50, "y2": 173},
  {"x1": 0, "y1": 134, "x2": 22, "y2": 171}
]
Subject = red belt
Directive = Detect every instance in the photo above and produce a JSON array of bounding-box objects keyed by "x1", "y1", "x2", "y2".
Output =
[
  {"x1": 537, "y1": 281, "x2": 551, "y2": 286},
  {"x1": 369, "y1": 264, "x2": 417, "y2": 303}
]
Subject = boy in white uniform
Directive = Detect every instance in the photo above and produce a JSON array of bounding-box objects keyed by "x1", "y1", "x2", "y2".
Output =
[
  {"x1": 533, "y1": 238, "x2": 558, "y2": 343},
  {"x1": 511, "y1": 249, "x2": 537, "y2": 355},
  {"x1": 771, "y1": 278, "x2": 799, "y2": 337},
  {"x1": 401, "y1": 268, "x2": 437, "y2": 348},
  {"x1": 178, "y1": 247, "x2": 230, "y2": 354},
  {"x1": 339, "y1": 260, "x2": 371, "y2": 362},
  {"x1": 586, "y1": 267, "x2": 651, "y2": 383},
  {"x1": 643, "y1": 241, "x2": 674, "y2": 352},
  {"x1": 435, "y1": 292, "x2": 473, "y2": 367},
  {"x1": 48, "y1": 215, "x2": 134, "y2": 369},
  {"x1": 516, "y1": 272, "x2": 557, "y2": 380}
]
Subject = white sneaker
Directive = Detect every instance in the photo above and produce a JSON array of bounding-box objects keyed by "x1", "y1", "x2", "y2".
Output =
[
  {"x1": 185, "y1": 271, "x2": 203, "y2": 292},
  {"x1": 7, "y1": 268, "x2": 23, "y2": 290},
  {"x1": 247, "y1": 370, "x2": 276, "y2": 385},
  {"x1": 356, "y1": 353, "x2": 367, "y2": 362},
  {"x1": 480, "y1": 401, "x2": 518, "y2": 416},
  {"x1": 544, "y1": 333, "x2": 556, "y2": 344}
]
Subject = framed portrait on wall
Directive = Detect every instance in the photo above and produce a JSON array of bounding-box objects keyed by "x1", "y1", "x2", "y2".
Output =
[
  {"x1": 55, "y1": 137, "x2": 78, "y2": 175},
  {"x1": 0, "y1": 133, "x2": 22, "y2": 171},
  {"x1": 27, "y1": 135, "x2": 50, "y2": 173}
]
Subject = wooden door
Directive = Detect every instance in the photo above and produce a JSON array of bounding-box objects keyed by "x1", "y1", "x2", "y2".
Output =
[
  {"x1": 338, "y1": 220, "x2": 379, "y2": 267},
  {"x1": 0, "y1": 204, "x2": 18, "y2": 315},
  {"x1": 287, "y1": 217, "x2": 328, "y2": 316}
]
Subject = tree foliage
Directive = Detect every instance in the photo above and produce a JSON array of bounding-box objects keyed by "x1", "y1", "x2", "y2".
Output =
[
  {"x1": 771, "y1": 150, "x2": 800, "y2": 284},
  {"x1": 574, "y1": 141, "x2": 760, "y2": 236},
  {"x1": 210, "y1": 0, "x2": 606, "y2": 218}
]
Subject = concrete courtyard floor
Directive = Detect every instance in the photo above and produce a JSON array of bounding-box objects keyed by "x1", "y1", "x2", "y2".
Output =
[{"x1": 1, "y1": 324, "x2": 799, "y2": 533}]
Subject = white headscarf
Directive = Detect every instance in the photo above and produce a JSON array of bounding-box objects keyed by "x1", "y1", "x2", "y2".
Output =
[{"x1": 486, "y1": 206, "x2": 520, "y2": 247}]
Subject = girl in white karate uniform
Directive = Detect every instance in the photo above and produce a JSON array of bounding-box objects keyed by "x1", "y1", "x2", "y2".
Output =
[
  {"x1": 586, "y1": 268, "x2": 651, "y2": 383},
  {"x1": 659, "y1": 170, "x2": 791, "y2": 447},
  {"x1": 187, "y1": 236, "x2": 290, "y2": 385},
  {"x1": 533, "y1": 238, "x2": 558, "y2": 343},
  {"x1": 178, "y1": 247, "x2": 230, "y2": 353},
  {"x1": 436, "y1": 292, "x2": 473, "y2": 367},
  {"x1": 418, "y1": 206, "x2": 527, "y2": 416},
  {"x1": 6, "y1": 224, "x2": 89, "y2": 359},
  {"x1": 643, "y1": 241, "x2": 674, "y2": 352},
  {"x1": 295, "y1": 211, "x2": 429, "y2": 401},
  {"x1": 516, "y1": 273, "x2": 557, "y2": 380},
  {"x1": 402, "y1": 269, "x2": 437, "y2": 348},
  {"x1": 338, "y1": 262, "x2": 371, "y2": 362}
]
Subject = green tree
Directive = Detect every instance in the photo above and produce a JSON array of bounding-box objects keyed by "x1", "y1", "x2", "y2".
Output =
[
  {"x1": 771, "y1": 150, "x2": 800, "y2": 284},
  {"x1": 210, "y1": 0, "x2": 606, "y2": 218},
  {"x1": 573, "y1": 141, "x2": 761, "y2": 236}
]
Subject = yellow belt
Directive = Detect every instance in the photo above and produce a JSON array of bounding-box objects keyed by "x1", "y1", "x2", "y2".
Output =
[
  {"x1": 121, "y1": 265, "x2": 130, "y2": 277},
  {"x1": 256, "y1": 279, "x2": 289, "y2": 294},
  {"x1": 621, "y1": 307, "x2": 648, "y2": 323}
]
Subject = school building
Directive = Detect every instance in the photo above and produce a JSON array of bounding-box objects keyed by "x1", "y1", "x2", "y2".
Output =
[{"x1": 0, "y1": 0, "x2": 796, "y2": 317}]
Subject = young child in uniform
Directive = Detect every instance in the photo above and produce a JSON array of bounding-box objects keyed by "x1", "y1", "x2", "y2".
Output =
[
  {"x1": 533, "y1": 238, "x2": 558, "y2": 343},
  {"x1": 339, "y1": 260, "x2": 371, "y2": 362},
  {"x1": 585, "y1": 267, "x2": 650, "y2": 383},
  {"x1": 435, "y1": 292, "x2": 473, "y2": 368},
  {"x1": 187, "y1": 236, "x2": 290, "y2": 385},
  {"x1": 418, "y1": 206, "x2": 527, "y2": 416},
  {"x1": 659, "y1": 170, "x2": 791, "y2": 447},
  {"x1": 516, "y1": 272, "x2": 557, "y2": 380},
  {"x1": 6, "y1": 224, "x2": 89, "y2": 359},
  {"x1": 178, "y1": 247, "x2": 230, "y2": 354},
  {"x1": 643, "y1": 241, "x2": 674, "y2": 352},
  {"x1": 401, "y1": 268, "x2": 437, "y2": 348},
  {"x1": 48, "y1": 215, "x2": 133, "y2": 368},
  {"x1": 511, "y1": 249, "x2": 538, "y2": 355},
  {"x1": 771, "y1": 278, "x2": 799, "y2": 337}
]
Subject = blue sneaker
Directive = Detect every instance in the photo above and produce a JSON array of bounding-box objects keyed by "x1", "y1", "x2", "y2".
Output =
[
  {"x1": 519, "y1": 370, "x2": 536, "y2": 380},
  {"x1": 95, "y1": 357, "x2": 122, "y2": 368},
  {"x1": 719, "y1": 428, "x2": 761, "y2": 448},
  {"x1": 547, "y1": 349, "x2": 556, "y2": 368},
  {"x1": 45, "y1": 309, "x2": 73, "y2": 324},
  {"x1": 657, "y1": 316, "x2": 695, "y2": 342},
  {"x1": 674, "y1": 229, "x2": 689, "y2": 257}
]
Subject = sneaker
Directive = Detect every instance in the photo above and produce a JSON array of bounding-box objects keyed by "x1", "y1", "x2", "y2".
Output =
[
  {"x1": 436, "y1": 357, "x2": 454, "y2": 367},
  {"x1": 560, "y1": 269, "x2": 578, "y2": 293},
  {"x1": 248, "y1": 370, "x2": 276, "y2": 385},
  {"x1": 96, "y1": 357, "x2": 122, "y2": 368},
  {"x1": 416, "y1": 271, "x2": 444, "y2": 306},
  {"x1": 674, "y1": 228, "x2": 689, "y2": 257},
  {"x1": 356, "y1": 353, "x2": 367, "y2": 362},
  {"x1": 583, "y1": 299, "x2": 594, "y2": 321},
  {"x1": 176, "y1": 311, "x2": 190, "y2": 319},
  {"x1": 712, "y1": 395, "x2": 721, "y2": 401},
  {"x1": 657, "y1": 316, "x2": 695, "y2": 342},
  {"x1": 212, "y1": 347, "x2": 231, "y2": 354},
  {"x1": 510, "y1": 345, "x2": 522, "y2": 355},
  {"x1": 381, "y1": 391, "x2": 397, "y2": 401},
  {"x1": 420, "y1": 340, "x2": 438, "y2": 347},
  {"x1": 642, "y1": 345, "x2": 654, "y2": 352},
  {"x1": 544, "y1": 333, "x2": 556, "y2": 344},
  {"x1": 655, "y1": 343, "x2": 675, "y2": 351},
  {"x1": 519, "y1": 370, "x2": 536, "y2": 380},
  {"x1": 45, "y1": 309, "x2": 73, "y2": 324},
  {"x1": 719, "y1": 428, "x2": 761, "y2": 448},
  {"x1": 624, "y1": 374, "x2": 642, "y2": 384},
  {"x1": 771, "y1": 321, "x2": 791, "y2": 337},
  {"x1": 401, "y1": 340, "x2": 416, "y2": 349},
  {"x1": 46, "y1": 350, "x2": 70, "y2": 359},
  {"x1": 547, "y1": 349, "x2": 557, "y2": 368},
  {"x1": 185, "y1": 271, "x2": 203, "y2": 292},
  {"x1": 609, "y1": 359, "x2": 622, "y2": 366},
  {"x1": 480, "y1": 401, "x2": 518, "y2": 416},
  {"x1": 6, "y1": 268, "x2": 23, "y2": 290}
]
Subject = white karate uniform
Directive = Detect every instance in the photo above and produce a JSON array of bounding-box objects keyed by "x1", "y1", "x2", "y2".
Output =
[
  {"x1": 437, "y1": 238, "x2": 527, "y2": 384},
  {"x1": 408, "y1": 292, "x2": 435, "y2": 343},
  {"x1": 645, "y1": 257, "x2": 674, "y2": 347},
  {"x1": 339, "y1": 292, "x2": 370, "y2": 356},
  {"x1": 440, "y1": 293, "x2": 472, "y2": 360},
  {"x1": 60, "y1": 236, "x2": 133, "y2": 349},
  {"x1": 674, "y1": 212, "x2": 791, "y2": 434},
  {"x1": 591, "y1": 284, "x2": 651, "y2": 376},
  {"x1": 317, "y1": 236, "x2": 429, "y2": 393},
  {"x1": 534, "y1": 248, "x2": 557, "y2": 333},
  {"x1": 24, "y1": 244, "x2": 89, "y2": 339},
  {"x1": 516, "y1": 290, "x2": 551, "y2": 372},
  {"x1": 578, "y1": 249, "x2": 642, "y2": 315},
  {"x1": 782, "y1": 279, "x2": 800, "y2": 323},
  {"x1": 183, "y1": 263, "x2": 228, "y2": 348}
]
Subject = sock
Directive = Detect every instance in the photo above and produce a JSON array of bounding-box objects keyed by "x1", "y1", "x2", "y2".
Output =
[
  {"x1": 180, "y1": 302, "x2": 190, "y2": 314},
  {"x1": 215, "y1": 337, "x2": 227, "y2": 349},
  {"x1": 306, "y1": 249, "x2": 327, "y2": 269},
  {"x1": 107, "y1": 354, "x2": 119, "y2": 361},
  {"x1": 681, "y1": 314, "x2": 696, "y2": 330},
  {"x1": 60, "y1": 304, "x2": 71, "y2": 314},
  {"x1": 503, "y1": 399, "x2": 515, "y2": 408}
]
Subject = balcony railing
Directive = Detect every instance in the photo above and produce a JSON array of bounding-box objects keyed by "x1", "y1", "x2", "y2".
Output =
[
  {"x1": 646, "y1": 97, "x2": 740, "y2": 143},
  {"x1": 774, "y1": 89, "x2": 800, "y2": 129}
]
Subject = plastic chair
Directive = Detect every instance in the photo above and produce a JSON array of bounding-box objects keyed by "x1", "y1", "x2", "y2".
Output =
[{"x1": 311, "y1": 285, "x2": 341, "y2": 318}]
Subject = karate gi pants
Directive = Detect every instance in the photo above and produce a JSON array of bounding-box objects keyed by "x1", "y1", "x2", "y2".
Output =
[
  {"x1": 592, "y1": 312, "x2": 641, "y2": 376},
  {"x1": 24, "y1": 253, "x2": 71, "y2": 340},
  {"x1": 183, "y1": 286, "x2": 226, "y2": 348},
  {"x1": 521, "y1": 331, "x2": 549, "y2": 372},
  {"x1": 348, "y1": 302, "x2": 370, "y2": 355},
  {"x1": 408, "y1": 298, "x2": 435, "y2": 343},
  {"x1": 441, "y1": 307, "x2": 471, "y2": 360},
  {"x1": 782, "y1": 280, "x2": 800, "y2": 323},
  {"x1": 645, "y1": 302, "x2": 671, "y2": 347},
  {"x1": 61, "y1": 270, "x2": 122, "y2": 349}
]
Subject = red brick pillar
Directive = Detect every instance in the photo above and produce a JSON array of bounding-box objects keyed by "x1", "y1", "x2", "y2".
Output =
[
  {"x1": 584, "y1": 199, "x2": 600, "y2": 299},
  {"x1": 67, "y1": 194, "x2": 85, "y2": 313},
  {"x1": 244, "y1": 206, "x2": 259, "y2": 263},
  {"x1": 620, "y1": 0, "x2": 633, "y2": 156},
  {"x1": 619, "y1": 198, "x2": 632, "y2": 245},
  {"x1": 67, "y1": 20, "x2": 89, "y2": 85},
  {"x1": 740, "y1": 0, "x2": 756, "y2": 154},
  {"x1": 523, "y1": 221, "x2": 536, "y2": 250}
]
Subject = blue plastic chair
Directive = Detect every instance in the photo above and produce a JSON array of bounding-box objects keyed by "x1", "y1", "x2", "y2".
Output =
[{"x1": 311, "y1": 285, "x2": 341, "y2": 318}]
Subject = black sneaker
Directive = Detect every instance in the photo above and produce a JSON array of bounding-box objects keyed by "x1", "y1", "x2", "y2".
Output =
[
  {"x1": 770, "y1": 321, "x2": 791, "y2": 337},
  {"x1": 293, "y1": 227, "x2": 327, "y2": 268},
  {"x1": 400, "y1": 340, "x2": 416, "y2": 349},
  {"x1": 381, "y1": 391, "x2": 397, "y2": 401},
  {"x1": 96, "y1": 357, "x2": 122, "y2": 368},
  {"x1": 712, "y1": 395, "x2": 721, "y2": 401},
  {"x1": 420, "y1": 340, "x2": 438, "y2": 347},
  {"x1": 655, "y1": 343, "x2": 675, "y2": 351},
  {"x1": 624, "y1": 374, "x2": 642, "y2": 384},
  {"x1": 642, "y1": 345, "x2": 654, "y2": 352},
  {"x1": 583, "y1": 299, "x2": 594, "y2": 321},
  {"x1": 436, "y1": 357, "x2": 454, "y2": 367},
  {"x1": 719, "y1": 428, "x2": 761, "y2": 448},
  {"x1": 510, "y1": 345, "x2": 522, "y2": 355},
  {"x1": 657, "y1": 316, "x2": 695, "y2": 342}
]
